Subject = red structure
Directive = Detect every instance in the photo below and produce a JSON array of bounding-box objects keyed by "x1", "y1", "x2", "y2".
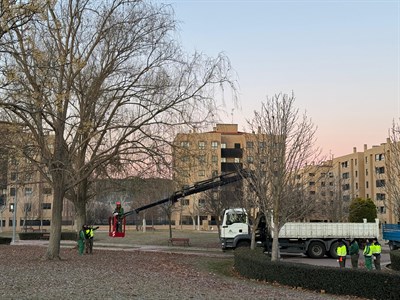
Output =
[{"x1": 108, "y1": 215, "x2": 126, "y2": 237}]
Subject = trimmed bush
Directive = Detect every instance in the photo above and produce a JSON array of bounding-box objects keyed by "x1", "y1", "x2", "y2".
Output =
[
  {"x1": 390, "y1": 250, "x2": 400, "y2": 271},
  {"x1": 234, "y1": 248, "x2": 400, "y2": 300},
  {"x1": 0, "y1": 237, "x2": 12, "y2": 244},
  {"x1": 19, "y1": 231, "x2": 77, "y2": 240}
]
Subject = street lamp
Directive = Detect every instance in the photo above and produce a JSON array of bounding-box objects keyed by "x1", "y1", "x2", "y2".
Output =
[{"x1": 11, "y1": 197, "x2": 17, "y2": 244}]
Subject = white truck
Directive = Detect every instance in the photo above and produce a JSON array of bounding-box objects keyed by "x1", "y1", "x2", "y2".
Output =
[{"x1": 220, "y1": 208, "x2": 380, "y2": 258}]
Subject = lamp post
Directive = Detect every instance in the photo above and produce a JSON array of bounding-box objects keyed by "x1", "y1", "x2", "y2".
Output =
[{"x1": 11, "y1": 194, "x2": 17, "y2": 244}]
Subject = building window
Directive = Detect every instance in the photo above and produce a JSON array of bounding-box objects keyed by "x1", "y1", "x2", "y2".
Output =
[
  {"x1": 328, "y1": 172, "x2": 333, "y2": 178},
  {"x1": 342, "y1": 172, "x2": 349, "y2": 179},
  {"x1": 378, "y1": 206, "x2": 386, "y2": 214},
  {"x1": 375, "y1": 167, "x2": 385, "y2": 174},
  {"x1": 341, "y1": 161, "x2": 348, "y2": 168},
  {"x1": 180, "y1": 141, "x2": 190, "y2": 148},
  {"x1": 366, "y1": 169, "x2": 368, "y2": 176},
  {"x1": 321, "y1": 181, "x2": 326, "y2": 187},
  {"x1": 365, "y1": 156, "x2": 368, "y2": 163},
  {"x1": 246, "y1": 141, "x2": 254, "y2": 149},
  {"x1": 355, "y1": 159, "x2": 357, "y2": 166},
  {"x1": 309, "y1": 173, "x2": 315, "y2": 177},
  {"x1": 10, "y1": 188, "x2": 16, "y2": 196},
  {"x1": 212, "y1": 155, "x2": 218, "y2": 163},
  {"x1": 259, "y1": 142, "x2": 266, "y2": 148},
  {"x1": 198, "y1": 170, "x2": 205, "y2": 177},
  {"x1": 343, "y1": 195, "x2": 350, "y2": 201},
  {"x1": 211, "y1": 141, "x2": 218, "y2": 149},
  {"x1": 355, "y1": 171, "x2": 358, "y2": 177},
  {"x1": 198, "y1": 141, "x2": 206, "y2": 150},
  {"x1": 180, "y1": 199, "x2": 189, "y2": 206},
  {"x1": 309, "y1": 191, "x2": 316, "y2": 195},
  {"x1": 309, "y1": 181, "x2": 315, "y2": 186},
  {"x1": 198, "y1": 155, "x2": 206, "y2": 164},
  {"x1": 342, "y1": 184, "x2": 350, "y2": 191},
  {"x1": 356, "y1": 182, "x2": 358, "y2": 189},
  {"x1": 212, "y1": 170, "x2": 218, "y2": 177},
  {"x1": 221, "y1": 143, "x2": 226, "y2": 149},
  {"x1": 376, "y1": 180, "x2": 385, "y2": 187},
  {"x1": 198, "y1": 199, "x2": 206, "y2": 207},
  {"x1": 10, "y1": 172, "x2": 17, "y2": 181},
  {"x1": 366, "y1": 181, "x2": 369, "y2": 188},
  {"x1": 24, "y1": 203, "x2": 32, "y2": 212},
  {"x1": 376, "y1": 193, "x2": 386, "y2": 200},
  {"x1": 375, "y1": 153, "x2": 384, "y2": 161},
  {"x1": 24, "y1": 187, "x2": 33, "y2": 196},
  {"x1": 42, "y1": 203, "x2": 51, "y2": 209},
  {"x1": 43, "y1": 188, "x2": 52, "y2": 195}
]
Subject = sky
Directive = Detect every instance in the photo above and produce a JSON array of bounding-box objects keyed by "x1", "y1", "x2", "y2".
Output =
[{"x1": 165, "y1": 0, "x2": 399, "y2": 158}]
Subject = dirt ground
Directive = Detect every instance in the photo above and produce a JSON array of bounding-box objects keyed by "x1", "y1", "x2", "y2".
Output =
[{"x1": 0, "y1": 244, "x2": 367, "y2": 300}]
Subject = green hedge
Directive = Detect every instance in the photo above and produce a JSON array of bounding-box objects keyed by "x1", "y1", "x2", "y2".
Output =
[
  {"x1": 234, "y1": 248, "x2": 400, "y2": 300},
  {"x1": 0, "y1": 237, "x2": 12, "y2": 244},
  {"x1": 390, "y1": 250, "x2": 400, "y2": 271},
  {"x1": 19, "y1": 232, "x2": 77, "y2": 240}
]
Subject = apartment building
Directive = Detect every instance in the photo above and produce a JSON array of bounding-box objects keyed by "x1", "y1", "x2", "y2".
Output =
[
  {"x1": 172, "y1": 124, "x2": 251, "y2": 227},
  {"x1": 173, "y1": 124, "x2": 399, "y2": 225},
  {"x1": 0, "y1": 125, "x2": 75, "y2": 233}
]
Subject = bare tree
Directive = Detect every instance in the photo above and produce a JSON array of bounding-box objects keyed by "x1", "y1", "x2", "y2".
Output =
[
  {"x1": 0, "y1": 0, "x2": 236, "y2": 259},
  {"x1": 0, "y1": 0, "x2": 39, "y2": 41},
  {"x1": 384, "y1": 123, "x2": 400, "y2": 220},
  {"x1": 246, "y1": 92, "x2": 321, "y2": 261}
]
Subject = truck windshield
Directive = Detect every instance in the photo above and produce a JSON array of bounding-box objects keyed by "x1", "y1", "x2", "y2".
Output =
[{"x1": 226, "y1": 211, "x2": 247, "y2": 225}]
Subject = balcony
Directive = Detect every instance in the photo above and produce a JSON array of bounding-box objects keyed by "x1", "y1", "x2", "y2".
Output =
[{"x1": 221, "y1": 148, "x2": 243, "y2": 158}]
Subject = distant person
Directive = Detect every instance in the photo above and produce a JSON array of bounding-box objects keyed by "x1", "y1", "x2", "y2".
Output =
[
  {"x1": 336, "y1": 239, "x2": 347, "y2": 268},
  {"x1": 77, "y1": 225, "x2": 86, "y2": 256},
  {"x1": 113, "y1": 202, "x2": 124, "y2": 232},
  {"x1": 371, "y1": 238, "x2": 382, "y2": 270},
  {"x1": 349, "y1": 239, "x2": 359, "y2": 268},
  {"x1": 85, "y1": 225, "x2": 99, "y2": 254},
  {"x1": 363, "y1": 239, "x2": 373, "y2": 270}
]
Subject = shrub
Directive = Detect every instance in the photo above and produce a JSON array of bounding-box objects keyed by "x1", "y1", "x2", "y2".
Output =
[
  {"x1": 390, "y1": 250, "x2": 400, "y2": 271},
  {"x1": 0, "y1": 237, "x2": 12, "y2": 244},
  {"x1": 234, "y1": 248, "x2": 400, "y2": 300}
]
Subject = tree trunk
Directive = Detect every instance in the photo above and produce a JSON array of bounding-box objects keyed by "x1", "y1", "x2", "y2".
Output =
[
  {"x1": 271, "y1": 222, "x2": 280, "y2": 261},
  {"x1": 74, "y1": 179, "x2": 88, "y2": 230},
  {"x1": 45, "y1": 176, "x2": 64, "y2": 260}
]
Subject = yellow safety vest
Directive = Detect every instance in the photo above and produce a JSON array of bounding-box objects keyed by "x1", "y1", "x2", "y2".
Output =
[
  {"x1": 373, "y1": 243, "x2": 381, "y2": 255},
  {"x1": 336, "y1": 245, "x2": 347, "y2": 256},
  {"x1": 364, "y1": 244, "x2": 372, "y2": 256}
]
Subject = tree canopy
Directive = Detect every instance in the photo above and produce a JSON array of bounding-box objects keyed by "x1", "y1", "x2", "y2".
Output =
[{"x1": 348, "y1": 198, "x2": 377, "y2": 222}]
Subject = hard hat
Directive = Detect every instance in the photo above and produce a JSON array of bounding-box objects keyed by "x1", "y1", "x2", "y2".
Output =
[{"x1": 116, "y1": 201, "x2": 121, "y2": 205}]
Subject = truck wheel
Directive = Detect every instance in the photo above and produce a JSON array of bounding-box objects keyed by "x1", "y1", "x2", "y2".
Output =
[
  {"x1": 236, "y1": 240, "x2": 250, "y2": 248},
  {"x1": 329, "y1": 242, "x2": 339, "y2": 259},
  {"x1": 389, "y1": 242, "x2": 398, "y2": 251},
  {"x1": 307, "y1": 241, "x2": 325, "y2": 258}
]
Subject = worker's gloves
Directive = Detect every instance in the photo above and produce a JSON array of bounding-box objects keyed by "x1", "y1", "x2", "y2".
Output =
[{"x1": 113, "y1": 212, "x2": 118, "y2": 216}]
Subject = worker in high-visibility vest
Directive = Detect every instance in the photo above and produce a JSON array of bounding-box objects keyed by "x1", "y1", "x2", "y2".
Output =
[
  {"x1": 336, "y1": 239, "x2": 347, "y2": 268},
  {"x1": 371, "y1": 238, "x2": 382, "y2": 270},
  {"x1": 363, "y1": 239, "x2": 373, "y2": 270}
]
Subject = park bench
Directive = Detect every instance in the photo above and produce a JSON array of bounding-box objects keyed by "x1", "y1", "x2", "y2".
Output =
[
  {"x1": 40, "y1": 233, "x2": 50, "y2": 240},
  {"x1": 168, "y1": 238, "x2": 190, "y2": 247}
]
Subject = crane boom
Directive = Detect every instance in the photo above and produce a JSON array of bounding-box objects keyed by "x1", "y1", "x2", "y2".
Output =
[{"x1": 122, "y1": 169, "x2": 251, "y2": 217}]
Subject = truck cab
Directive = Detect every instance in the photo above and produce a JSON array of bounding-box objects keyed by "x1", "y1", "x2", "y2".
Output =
[{"x1": 220, "y1": 208, "x2": 251, "y2": 249}]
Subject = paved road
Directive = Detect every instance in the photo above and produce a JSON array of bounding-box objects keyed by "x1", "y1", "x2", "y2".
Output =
[
  {"x1": 15, "y1": 239, "x2": 392, "y2": 269},
  {"x1": 281, "y1": 252, "x2": 390, "y2": 269}
]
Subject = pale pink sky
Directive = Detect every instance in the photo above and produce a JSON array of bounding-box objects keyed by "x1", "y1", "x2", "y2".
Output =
[{"x1": 171, "y1": 0, "x2": 400, "y2": 158}]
